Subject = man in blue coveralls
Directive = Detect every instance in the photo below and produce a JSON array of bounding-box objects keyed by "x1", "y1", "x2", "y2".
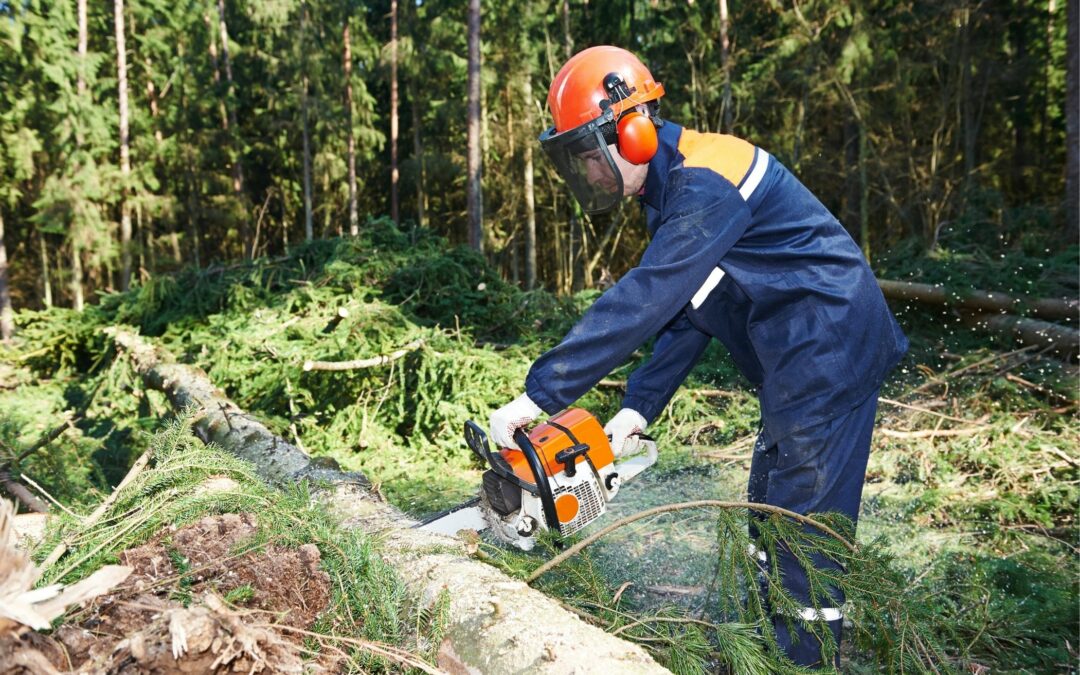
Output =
[{"x1": 489, "y1": 45, "x2": 908, "y2": 668}]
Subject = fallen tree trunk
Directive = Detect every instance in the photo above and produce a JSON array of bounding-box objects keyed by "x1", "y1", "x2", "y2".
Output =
[
  {"x1": 961, "y1": 312, "x2": 1079, "y2": 356},
  {"x1": 878, "y1": 278, "x2": 1079, "y2": 322},
  {"x1": 107, "y1": 328, "x2": 667, "y2": 675}
]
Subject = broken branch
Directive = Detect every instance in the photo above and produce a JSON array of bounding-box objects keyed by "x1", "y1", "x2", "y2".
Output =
[
  {"x1": 0, "y1": 471, "x2": 48, "y2": 513},
  {"x1": 303, "y1": 339, "x2": 424, "y2": 371},
  {"x1": 878, "y1": 426, "x2": 988, "y2": 439}
]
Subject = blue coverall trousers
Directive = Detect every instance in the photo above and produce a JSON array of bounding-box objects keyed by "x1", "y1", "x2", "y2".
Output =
[{"x1": 747, "y1": 390, "x2": 880, "y2": 668}]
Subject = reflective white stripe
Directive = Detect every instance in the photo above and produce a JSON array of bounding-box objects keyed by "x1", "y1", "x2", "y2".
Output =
[
  {"x1": 796, "y1": 607, "x2": 843, "y2": 622},
  {"x1": 690, "y1": 267, "x2": 726, "y2": 309},
  {"x1": 746, "y1": 543, "x2": 767, "y2": 563},
  {"x1": 738, "y1": 149, "x2": 769, "y2": 201}
]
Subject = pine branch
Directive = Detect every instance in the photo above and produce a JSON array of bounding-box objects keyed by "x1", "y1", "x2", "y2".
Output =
[{"x1": 526, "y1": 500, "x2": 855, "y2": 583}]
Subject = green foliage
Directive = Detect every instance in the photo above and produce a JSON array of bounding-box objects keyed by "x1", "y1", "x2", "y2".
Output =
[{"x1": 3, "y1": 219, "x2": 1075, "y2": 672}]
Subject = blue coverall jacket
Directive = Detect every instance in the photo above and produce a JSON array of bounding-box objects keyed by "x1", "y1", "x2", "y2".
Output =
[{"x1": 525, "y1": 121, "x2": 908, "y2": 445}]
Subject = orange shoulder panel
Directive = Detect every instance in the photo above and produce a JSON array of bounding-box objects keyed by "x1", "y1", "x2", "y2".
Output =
[{"x1": 678, "y1": 129, "x2": 756, "y2": 188}]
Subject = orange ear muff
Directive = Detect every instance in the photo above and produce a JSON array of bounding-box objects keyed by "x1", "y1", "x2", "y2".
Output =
[{"x1": 616, "y1": 112, "x2": 658, "y2": 165}]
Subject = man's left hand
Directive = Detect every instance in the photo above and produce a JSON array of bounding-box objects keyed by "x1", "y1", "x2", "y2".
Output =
[{"x1": 490, "y1": 393, "x2": 542, "y2": 450}]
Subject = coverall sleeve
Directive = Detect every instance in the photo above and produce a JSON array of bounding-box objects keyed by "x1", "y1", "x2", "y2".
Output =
[
  {"x1": 621, "y1": 311, "x2": 711, "y2": 423},
  {"x1": 524, "y1": 167, "x2": 751, "y2": 414}
]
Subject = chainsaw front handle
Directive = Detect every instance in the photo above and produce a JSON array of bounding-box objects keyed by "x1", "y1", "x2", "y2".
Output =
[{"x1": 612, "y1": 434, "x2": 657, "y2": 482}]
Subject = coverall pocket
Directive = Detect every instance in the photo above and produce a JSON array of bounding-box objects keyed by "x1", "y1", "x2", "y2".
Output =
[{"x1": 748, "y1": 297, "x2": 853, "y2": 409}]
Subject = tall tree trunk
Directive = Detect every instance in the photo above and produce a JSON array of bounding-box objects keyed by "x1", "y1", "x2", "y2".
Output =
[
  {"x1": 115, "y1": 0, "x2": 133, "y2": 291},
  {"x1": 561, "y1": 0, "x2": 582, "y2": 290},
  {"x1": 343, "y1": 19, "x2": 359, "y2": 236},
  {"x1": 858, "y1": 124, "x2": 870, "y2": 260},
  {"x1": 466, "y1": 0, "x2": 483, "y2": 251},
  {"x1": 843, "y1": 119, "x2": 859, "y2": 240},
  {"x1": 410, "y1": 80, "x2": 427, "y2": 228},
  {"x1": 142, "y1": 52, "x2": 180, "y2": 264},
  {"x1": 301, "y1": 3, "x2": 313, "y2": 242},
  {"x1": 960, "y1": 5, "x2": 977, "y2": 192},
  {"x1": 72, "y1": 0, "x2": 87, "y2": 307},
  {"x1": 0, "y1": 211, "x2": 13, "y2": 342},
  {"x1": 1010, "y1": 5, "x2": 1030, "y2": 198},
  {"x1": 39, "y1": 232, "x2": 53, "y2": 309},
  {"x1": 718, "y1": 0, "x2": 733, "y2": 133},
  {"x1": 178, "y1": 40, "x2": 202, "y2": 269},
  {"x1": 1066, "y1": 0, "x2": 1079, "y2": 236},
  {"x1": 141, "y1": 47, "x2": 181, "y2": 265},
  {"x1": 390, "y1": 0, "x2": 400, "y2": 224},
  {"x1": 522, "y1": 70, "x2": 537, "y2": 290},
  {"x1": 216, "y1": 0, "x2": 249, "y2": 256}
]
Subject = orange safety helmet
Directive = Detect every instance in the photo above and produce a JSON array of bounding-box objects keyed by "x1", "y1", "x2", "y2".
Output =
[{"x1": 539, "y1": 46, "x2": 665, "y2": 214}]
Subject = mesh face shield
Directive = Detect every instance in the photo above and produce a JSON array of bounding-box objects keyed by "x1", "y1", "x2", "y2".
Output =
[{"x1": 539, "y1": 110, "x2": 623, "y2": 215}]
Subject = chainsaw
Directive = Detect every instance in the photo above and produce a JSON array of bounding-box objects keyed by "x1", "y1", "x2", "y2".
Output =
[{"x1": 417, "y1": 408, "x2": 656, "y2": 551}]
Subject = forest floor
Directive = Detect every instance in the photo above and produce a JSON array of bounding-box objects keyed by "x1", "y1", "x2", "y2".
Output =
[
  {"x1": 1, "y1": 218, "x2": 1076, "y2": 673},
  {"x1": 31, "y1": 512, "x2": 334, "y2": 673}
]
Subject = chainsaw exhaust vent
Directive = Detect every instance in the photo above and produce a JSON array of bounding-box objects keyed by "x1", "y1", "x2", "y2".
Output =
[{"x1": 555, "y1": 479, "x2": 605, "y2": 535}]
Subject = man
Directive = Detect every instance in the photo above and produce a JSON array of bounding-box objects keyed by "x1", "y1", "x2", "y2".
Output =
[{"x1": 489, "y1": 45, "x2": 907, "y2": 667}]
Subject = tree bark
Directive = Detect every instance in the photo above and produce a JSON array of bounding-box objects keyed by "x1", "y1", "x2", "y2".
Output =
[
  {"x1": 877, "y1": 278, "x2": 1079, "y2": 322},
  {"x1": 390, "y1": 0, "x2": 400, "y2": 224},
  {"x1": 107, "y1": 328, "x2": 668, "y2": 674},
  {"x1": 522, "y1": 71, "x2": 537, "y2": 290},
  {"x1": 301, "y1": 3, "x2": 314, "y2": 242},
  {"x1": 0, "y1": 210, "x2": 13, "y2": 342},
  {"x1": 1066, "y1": 0, "x2": 1079, "y2": 236},
  {"x1": 115, "y1": 0, "x2": 133, "y2": 292},
  {"x1": 466, "y1": 0, "x2": 483, "y2": 251},
  {"x1": 344, "y1": 19, "x2": 359, "y2": 236}
]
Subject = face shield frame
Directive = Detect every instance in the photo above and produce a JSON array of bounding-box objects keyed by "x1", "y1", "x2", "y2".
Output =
[{"x1": 538, "y1": 107, "x2": 624, "y2": 215}]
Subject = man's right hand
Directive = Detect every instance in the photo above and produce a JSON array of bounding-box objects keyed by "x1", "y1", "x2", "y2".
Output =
[{"x1": 604, "y1": 408, "x2": 647, "y2": 458}]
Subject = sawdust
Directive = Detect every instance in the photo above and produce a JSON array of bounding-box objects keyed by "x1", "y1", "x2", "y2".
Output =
[{"x1": 22, "y1": 513, "x2": 334, "y2": 674}]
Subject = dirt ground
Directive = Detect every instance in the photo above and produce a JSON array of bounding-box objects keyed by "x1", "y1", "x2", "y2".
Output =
[{"x1": 8, "y1": 513, "x2": 334, "y2": 674}]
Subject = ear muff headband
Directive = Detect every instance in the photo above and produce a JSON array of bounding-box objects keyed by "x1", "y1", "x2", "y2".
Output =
[{"x1": 616, "y1": 111, "x2": 658, "y2": 165}]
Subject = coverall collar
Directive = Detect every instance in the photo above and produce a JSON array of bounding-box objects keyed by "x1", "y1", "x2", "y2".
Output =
[{"x1": 641, "y1": 120, "x2": 683, "y2": 214}]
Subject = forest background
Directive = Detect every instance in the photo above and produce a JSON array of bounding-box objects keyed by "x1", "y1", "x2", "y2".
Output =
[{"x1": 0, "y1": 0, "x2": 1077, "y2": 313}]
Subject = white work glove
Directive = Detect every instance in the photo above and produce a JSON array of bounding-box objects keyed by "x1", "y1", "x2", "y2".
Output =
[
  {"x1": 490, "y1": 393, "x2": 542, "y2": 450},
  {"x1": 604, "y1": 408, "x2": 648, "y2": 458}
]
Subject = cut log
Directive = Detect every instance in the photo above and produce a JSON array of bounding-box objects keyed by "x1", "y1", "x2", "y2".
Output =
[
  {"x1": 107, "y1": 328, "x2": 668, "y2": 675},
  {"x1": 878, "y1": 278, "x2": 1079, "y2": 323}
]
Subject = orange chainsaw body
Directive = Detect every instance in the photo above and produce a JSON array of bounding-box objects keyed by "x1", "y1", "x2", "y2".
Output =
[{"x1": 500, "y1": 408, "x2": 615, "y2": 484}]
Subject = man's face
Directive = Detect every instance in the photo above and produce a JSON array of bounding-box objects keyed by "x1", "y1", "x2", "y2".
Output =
[
  {"x1": 576, "y1": 143, "x2": 649, "y2": 197},
  {"x1": 579, "y1": 147, "x2": 619, "y2": 194},
  {"x1": 608, "y1": 143, "x2": 650, "y2": 196}
]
